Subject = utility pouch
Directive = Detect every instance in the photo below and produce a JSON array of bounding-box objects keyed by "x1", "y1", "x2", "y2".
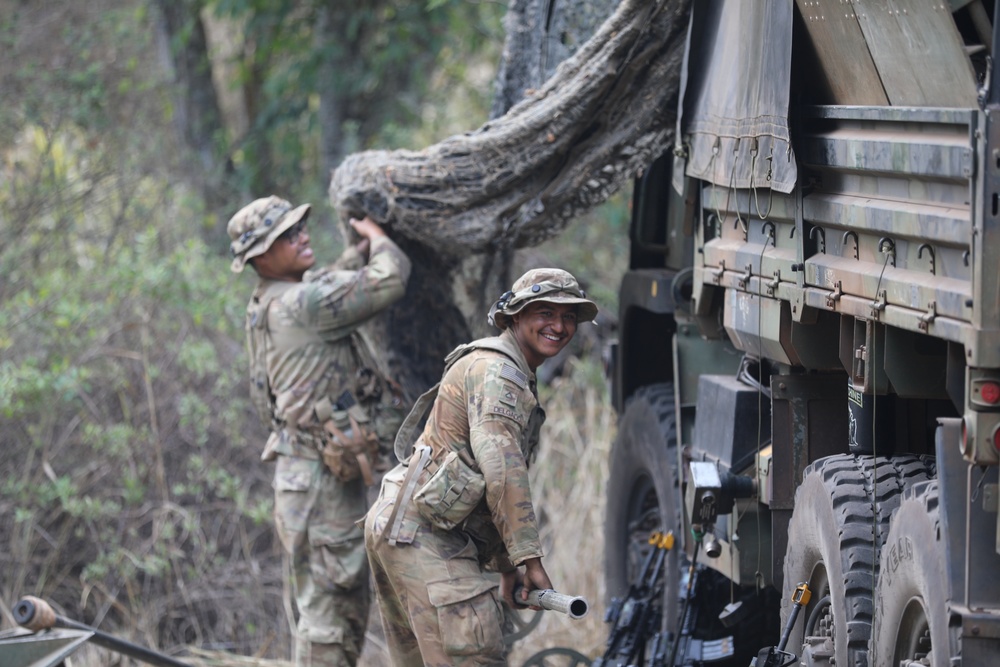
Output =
[
  {"x1": 320, "y1": 400, "x2": 381, "y2": 486},
  {"x1": 412, "y1": 450, "x2": 486, "y2": 530}
]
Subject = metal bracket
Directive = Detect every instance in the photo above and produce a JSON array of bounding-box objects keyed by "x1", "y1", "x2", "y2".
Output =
[
  {"x1": 761, "y1": 221, "x2": 776, "y2": 247},
  {"x1": 842, "y1": 231, "x2": 859, "y2": 260},
  {"x1": 918, "y1": 244, "x2": 936, "y2": 275},
  {"x1": 766, "y1": 270, "x2": 781, "y2": 297},
  {"x1": 918, "y1": 301, "x2": 938, "y2": 332},
  {"x1": 809, "y1": 226, "x2": 826, "y2": 253},
  {"x1": 738, "y1": 263, "x2": 753, "y2": 290},
  {"x1": 825, "y1": 281, "x2": 843, "y2": 308},
  {"x1": 871, "y1": 290, "x2": 888, "y2": 319},
  {"x1": 710, "y1": 259, "x2": 726, "y2": 285},
  {"x1": 878, "y1": 237, "x2": 896, "y2": 267}
]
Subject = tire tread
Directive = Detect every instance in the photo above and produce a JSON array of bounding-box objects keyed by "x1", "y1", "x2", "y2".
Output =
[{"x1": 785, "y1": 453, "x2": 935, "y2": 665}]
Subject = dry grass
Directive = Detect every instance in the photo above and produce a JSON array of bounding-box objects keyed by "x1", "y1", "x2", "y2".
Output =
[{"x1": 506, "y1": 357, "x2": 615, "y2": 665}]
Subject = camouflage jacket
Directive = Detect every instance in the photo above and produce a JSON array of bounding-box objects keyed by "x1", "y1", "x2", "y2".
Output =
[
  {"x1": 245, "y1": 235, "x2": 411, "y2": 461},
  {"x1": 416, "y1": 329, "x2": 546, "y2": 570}
]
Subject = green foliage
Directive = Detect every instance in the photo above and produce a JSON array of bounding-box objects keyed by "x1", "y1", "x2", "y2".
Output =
[
  {"x1": 0, "y1": 4, "x2": 281, "y2": 642},
  {"x1": 507, "y1": 354, "x2": 618, "y2": 663},
  {"x1": 533, "y1": 192, "x2": 631, "y2": 315},
  {"x1": 208, "y1": 0, "x2": 504, "y2": 195},
  {"x1": 1, "y1": 196, "x2": 282, "y2": 646}
]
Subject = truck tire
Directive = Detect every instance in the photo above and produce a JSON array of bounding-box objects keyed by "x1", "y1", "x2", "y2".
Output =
[
  {"x1": 869, "y1": 480, "x2": 957, "y2": 666},
  {"x1": 604, "y1": 383, "x2": 679, "y2": 630},
  {"x1": 781, "y1": 454, "x2": 935, "y2": 667}
]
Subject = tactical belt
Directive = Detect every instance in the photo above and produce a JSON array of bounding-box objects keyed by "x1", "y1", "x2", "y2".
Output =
[{"x1": 385, "y1": 444, "x2": 431, "y2": 546}]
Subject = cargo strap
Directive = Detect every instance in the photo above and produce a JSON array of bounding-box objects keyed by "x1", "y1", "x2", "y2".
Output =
[{"x1": 385, "y1": 444, "x2": 431, "y2": 546}]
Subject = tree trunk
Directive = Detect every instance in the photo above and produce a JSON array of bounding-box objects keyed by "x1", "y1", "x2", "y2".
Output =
[
  {"x1": 490, "y1": 0, "x2": 551, "y2": 120},
  {"x1": 330, "y1": 0, "x2": 691, "y2": 393},
  {"x1": 151, "y1": 0, "x2": 234, "y2": 227},
  {"x1": 491, "y1": 0, "x2": 622, "y2": 119}
]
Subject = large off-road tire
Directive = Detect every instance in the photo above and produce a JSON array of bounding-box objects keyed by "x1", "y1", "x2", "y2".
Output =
[
  {"x1": 782, "y1": 454, "x2": 935, "y2": 667},
  {"x1": 604, "y1": 383, "x2": 680, "y2": 631},
  {"x1": 869, "y1": 480, "x2": 958, "y2": 666}
]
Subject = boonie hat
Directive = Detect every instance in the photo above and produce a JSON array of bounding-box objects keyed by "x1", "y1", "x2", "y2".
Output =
[
  {"x1": 227, "y1": 195, "x2": 311, "y2": 273},
  {"x1": 489, "y1": 268, "x2": 598, "y2": 330}
]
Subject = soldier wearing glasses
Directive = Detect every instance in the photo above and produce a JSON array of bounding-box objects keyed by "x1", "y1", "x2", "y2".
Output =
[{"x1": 227, "y1": 196, "x2": 411, "y2": 667}]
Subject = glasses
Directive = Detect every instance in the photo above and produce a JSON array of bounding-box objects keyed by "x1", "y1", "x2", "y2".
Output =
[{"x1": 279, "y1": 220, "x2": 307, "y2": 244}]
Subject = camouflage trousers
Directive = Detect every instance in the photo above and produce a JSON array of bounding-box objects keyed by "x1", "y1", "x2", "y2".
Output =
[
  {"x1": 273, "y1": 455, "x2": 371, "y2": 667},
  {"x1": 363, "y1": 464, "x2": 507, "y2": 667}
]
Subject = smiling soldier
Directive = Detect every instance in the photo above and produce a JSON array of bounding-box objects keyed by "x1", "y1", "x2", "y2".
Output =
[
  {"x1": 363, "y1": 268, "x2": 598, "y2": 666},
  {"x1": 228, "y1": 196, "x2": 411, "y2": 667}
]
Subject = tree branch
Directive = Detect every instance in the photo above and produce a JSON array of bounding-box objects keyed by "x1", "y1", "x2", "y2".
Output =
[{"x1": 329, "y1": 0, "x2": 691, "y2": 256}]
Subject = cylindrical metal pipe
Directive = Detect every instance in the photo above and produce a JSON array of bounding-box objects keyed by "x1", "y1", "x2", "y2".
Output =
[
  {"x1": 523, "y1": 589, "x2": 589, "y2": 620},
  {"x1": 14, "y1": 596, "x2": 193, "y2": 667}
]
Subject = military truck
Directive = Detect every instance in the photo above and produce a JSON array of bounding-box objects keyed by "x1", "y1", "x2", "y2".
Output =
[{"x1": 603, "y1": 1, "x2": 1000, "y2": 665}]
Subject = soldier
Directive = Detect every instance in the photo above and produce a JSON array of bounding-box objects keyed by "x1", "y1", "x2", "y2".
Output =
[
  {"x1": 364, "y1": 268, "x2": 598, "y2": 666},
  {"x1": 227, "y1": 196, "x2": 411, "y2": 667}
]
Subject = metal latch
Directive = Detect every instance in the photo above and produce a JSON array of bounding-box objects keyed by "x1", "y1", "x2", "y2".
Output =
[
  {"x1": 709, "y1": 259, "x2": 726, "y2": 285},
  {"x1": 918, "y1": 301, "x2": 937, "y2": 332},
  {"x1": 825, "y1": 281, "x2": 843, "y2": 308},
  {"x1": 765, "y1": 270, "x2": 780, "y2": 297},
  {"x1": 871, "y1": 290, "x2": 888, "y2": 319}
]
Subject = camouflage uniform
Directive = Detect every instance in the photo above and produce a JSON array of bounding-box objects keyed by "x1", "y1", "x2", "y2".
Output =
[
  {"x1": 364, "y1": 269, "x2": 597, "y2": 667},
  {"x1": 229, "y1": 197, "x2": 412, "y2": 667}
]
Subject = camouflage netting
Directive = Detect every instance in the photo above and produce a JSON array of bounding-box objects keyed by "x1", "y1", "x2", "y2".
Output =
[{"x1": 329, "y1": 0, "x2": 692, "y2": 257}]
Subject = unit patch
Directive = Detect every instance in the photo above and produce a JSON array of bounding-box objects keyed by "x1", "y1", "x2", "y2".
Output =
[{"x1": 500, "y1": 384, "x2": 518, "y2": 407}]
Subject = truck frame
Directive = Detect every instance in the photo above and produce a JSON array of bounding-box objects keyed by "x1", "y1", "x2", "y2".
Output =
[{"x1": 605, "y1": 1, "x2": 1000, "y2": 666}]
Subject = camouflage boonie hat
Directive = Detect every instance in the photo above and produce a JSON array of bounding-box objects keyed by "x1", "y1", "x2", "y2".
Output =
[
  {"x1": 489, "y1": 268, "x2": 598, "y2": 330},
  {"x1": 227, "y1": 195, "x2": 311, "y2": 273}
]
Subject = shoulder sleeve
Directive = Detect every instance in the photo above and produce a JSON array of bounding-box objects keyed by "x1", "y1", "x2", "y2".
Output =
[{"x1": 477, "y1": 356, "x2": 531, "y2": 429}]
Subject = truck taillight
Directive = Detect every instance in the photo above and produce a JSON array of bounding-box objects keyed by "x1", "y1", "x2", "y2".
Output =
[
  {"x1": 981, "y1": 381, "x2": 1000, "y2": 405},
  {"x1": 960, "y1": 415, "x2": 1000, "y2": 464}
]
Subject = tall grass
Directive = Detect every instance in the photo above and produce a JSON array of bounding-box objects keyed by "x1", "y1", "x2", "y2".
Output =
[{"x1": 508, "y1": 357, "x2": 617, "y2": 664}]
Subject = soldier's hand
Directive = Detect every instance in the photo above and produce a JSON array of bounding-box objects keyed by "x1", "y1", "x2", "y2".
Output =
[
  {"x1": 349, "y1": 216, "x2": 387, "y2": 241},
  {"x1": 500, "y1": 569, "x2": 519, "y2": 610},
  {"x1": 520, "y1": 557, "x2": 553, "y2": 610}
]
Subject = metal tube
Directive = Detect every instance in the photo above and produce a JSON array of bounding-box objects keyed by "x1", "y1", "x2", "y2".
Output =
[
  {"x1": 522, "y1": 589, "x2": 589, "y2": 620},
  {"x1": 776, "y1": 603, "x2": 801, "y2": 653},
  {"x1": 14, "y1": 597, "x2": 193, "y2": 667}
]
